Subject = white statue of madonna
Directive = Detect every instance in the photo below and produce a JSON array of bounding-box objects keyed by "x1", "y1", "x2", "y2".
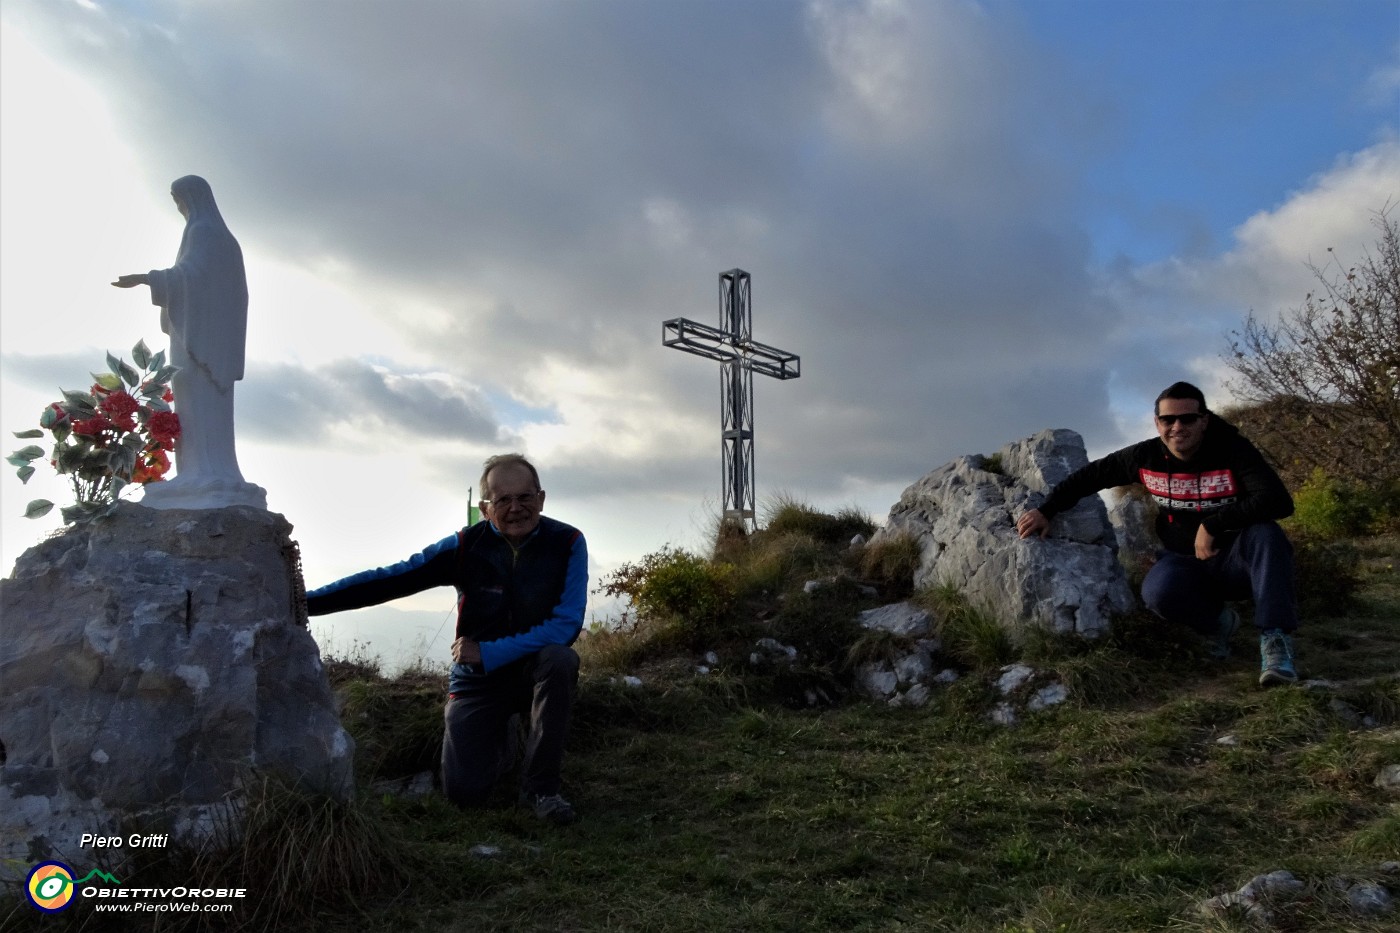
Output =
[{"x1": 113, "y1": 175, "x2": 267, "y2": 510}]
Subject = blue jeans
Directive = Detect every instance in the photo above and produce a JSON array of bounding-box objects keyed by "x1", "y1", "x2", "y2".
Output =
[
  {"x1": 1140, "y1": 522, "x2": 1298, "y2": 634},
  {"x1": 441, "y1": 644, "x2": 580, "y2": 807}
]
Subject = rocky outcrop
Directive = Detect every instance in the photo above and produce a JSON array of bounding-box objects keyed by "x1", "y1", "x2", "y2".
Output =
[
  {"x1": 869, "y1": 429, "x2": 1135, "y2": 638},
  {"x1": 1107, "y1": 487, "x2": 1159, "y2": 579},
  {"x1": 0, "y1": 503, "x2": 353, "y2": 880},
  {"x1": 853, "y1": 602, "x2": 948, "y2": 707}
]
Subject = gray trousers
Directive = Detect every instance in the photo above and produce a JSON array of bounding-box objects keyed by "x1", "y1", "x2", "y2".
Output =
[{"x1": 441, "y1": 644, "x2": 580, "y2": 807}]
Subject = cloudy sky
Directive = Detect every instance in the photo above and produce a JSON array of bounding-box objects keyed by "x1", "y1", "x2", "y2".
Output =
[{"x1": 2, "y1": 0, "x2": 1397, "y2": 670}]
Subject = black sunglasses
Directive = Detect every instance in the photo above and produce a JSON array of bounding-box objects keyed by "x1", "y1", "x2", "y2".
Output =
[{"x1": 1156, "y1": 413, "x2": 1204, "y2": 426}]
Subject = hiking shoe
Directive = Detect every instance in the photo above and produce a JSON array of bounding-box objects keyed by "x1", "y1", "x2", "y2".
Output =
[
  {"x1": 1258, "y1": 629, "x2": 1298, "y2": 687},
  {"x1": 527, "y1": 793, "x2": 577, "y2": 826},
  {"x1": 1210, "y1": 607, "x2": 1241, "y2": 659}
]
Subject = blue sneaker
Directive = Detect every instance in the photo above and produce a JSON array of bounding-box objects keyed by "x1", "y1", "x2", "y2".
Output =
[
  {"x1": 1211, "y1": 607, "x2": 1241, "y2": 659},
  {"x1": 1258, "y1": 629, "x2": 1298, "y2": 687},
  {"x1": 526, "y1": 793, "x2": 577, "y2": 825}
]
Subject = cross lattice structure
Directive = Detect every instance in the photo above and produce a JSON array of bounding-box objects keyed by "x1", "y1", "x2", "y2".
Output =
[{"x1": 663, "y1": 269, "x2": 800, "y2": 531}]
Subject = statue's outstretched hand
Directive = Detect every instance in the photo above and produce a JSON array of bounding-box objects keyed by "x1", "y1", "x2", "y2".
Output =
[{"x1": 112, "y1": 274, "x2": 149, "y2": 288}]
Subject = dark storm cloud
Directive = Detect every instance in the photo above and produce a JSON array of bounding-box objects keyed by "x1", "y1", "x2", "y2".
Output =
[{"x1": 239, "y1": 359, "x2": 511, "y2": 445}]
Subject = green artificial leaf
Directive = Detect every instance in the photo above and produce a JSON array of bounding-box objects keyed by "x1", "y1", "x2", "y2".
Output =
[
  {"x1": 12, "y1": 429, "x2": 44, "y2": 439},
  {"x1": 150, "y1": 349, "x2": 167, "y2": 371},
  {"x1": 108, "y1": 447, "x2": 136, "y2": 478},
  {"x1": 141, "y1": 382, "x2": 173, "y2": 404},
  {"x1": 6, "y1": 446, "x2": 44, "y2": 466},
  {"x1": 132, "y1": 339, "x2": 152, "y2": 370},
  {"x1": 61, "y1": 388, "x2": 97, "y2": 412},
  {"x1": 152, "y1": 365, "x2": 180, "y2": 384},
  {"x1": 52, "y1": 421, "x2": 71, "y2": 444},
  {"x1": 121, "y1": 433, "x2": 144, "y2": 453},
  {"x1": 39, "y1": 406, "x2": 60, "y2": 429},
  {"x1": 91, "y1": 371, "x2": 123, "y2": 392},
  {"x1": 25, "y1": 499, "x2": 54, "y2": 519},
  {"x1": 17, "y1": 465, "x2": 35, "y2": 484},
  {"x1": 145, "y1": 396, "x2": 171, "y2": 413},
  {"x1": 105, "y1": 352, "x2": 123, "y2": 378},
  {"x1": 53, "y1": 445, "x2": 81, "y2": 474},
  {"x1": 118, "y1": 359, "x2": 140, "y2": 388}
]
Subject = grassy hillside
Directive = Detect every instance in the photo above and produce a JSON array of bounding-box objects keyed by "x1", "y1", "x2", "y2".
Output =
[{"x1": 7, "y1": 513, "x2": 1398, "y2": 932}]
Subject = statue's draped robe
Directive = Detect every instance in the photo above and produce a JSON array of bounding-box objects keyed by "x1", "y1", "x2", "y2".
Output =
[{"x1": 144, "y1": 175, "x2": 252, "y2": 493}]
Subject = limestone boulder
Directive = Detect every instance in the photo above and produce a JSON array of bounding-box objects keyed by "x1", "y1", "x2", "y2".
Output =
[
  {"x1": 1107, "y1": 487, "x2": 1159, "y2": 578},
  {"x1": 869, "y1": 429, "x2": 1135, "y2": 637},
  {"x1": 0, "y1": 503, "x2": 353, "y2": 879}
]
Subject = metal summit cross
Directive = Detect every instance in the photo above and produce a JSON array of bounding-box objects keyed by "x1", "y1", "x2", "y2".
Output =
[{"x1": 663, "y1": 269, "x2": 800, "y2": 530}]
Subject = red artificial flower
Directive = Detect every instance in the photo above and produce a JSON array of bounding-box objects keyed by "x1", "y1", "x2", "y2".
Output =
[
  {"x1": 72, "y1": 415, "x2": 114, "y2": 437},
  {"x1": 133, "y1": 447, "x2": 171, "y2": 484},
  {"x1": 148, "y1": 410, "x2": 181, "y2": 448},
  {"x1": 48, "y1": 402, "x2": 69, "y2": 423},
  {"x1": 90, "y1": 383, "x2": 111, "y2": 397},
  {"x1": 163, "y1": 389, "x2": 174, "y2": 403},
  {"x1": 99, "y1": 391, "x2": 140, "y2": 433},
  {"x1": 100, "y1": 390, "x2": 138, "y2": 417}
]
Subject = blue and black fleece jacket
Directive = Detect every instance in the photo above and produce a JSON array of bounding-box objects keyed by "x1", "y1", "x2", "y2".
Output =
[{"x1": 306, "y1": 515, "x2": 587, "y2": 691}]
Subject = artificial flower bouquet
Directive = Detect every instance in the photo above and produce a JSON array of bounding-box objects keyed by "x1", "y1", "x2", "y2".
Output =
[{"x1": 7, "y1": 340, "x2": 180, "y2": 524}]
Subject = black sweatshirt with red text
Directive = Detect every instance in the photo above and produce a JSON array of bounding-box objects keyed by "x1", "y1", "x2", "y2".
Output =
[{"x1": 1037, "y1": 417, "x2": 1294, "y2": 556}]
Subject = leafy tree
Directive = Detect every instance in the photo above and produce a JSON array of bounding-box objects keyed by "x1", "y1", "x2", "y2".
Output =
[{"x1": 1224, "y1": 208, "x2": 1400, "y2": 489}]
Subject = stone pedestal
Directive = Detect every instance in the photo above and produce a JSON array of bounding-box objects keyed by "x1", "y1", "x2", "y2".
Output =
[
  {"x1": 139, "y1": 475, "x2": 268, "y2": 511},
  {"x1": 0, "y1": 503, "x2": 353, "y2": 881}
]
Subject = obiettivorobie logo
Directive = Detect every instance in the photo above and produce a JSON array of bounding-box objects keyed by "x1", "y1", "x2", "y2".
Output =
[{"x1": 25, "y1": 861, "x2": 122, "y2": 913}]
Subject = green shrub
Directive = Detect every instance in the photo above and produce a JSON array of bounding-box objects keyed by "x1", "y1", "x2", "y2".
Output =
[
  {"x1": 594, "y1": 547, "x2": 745, "y2": 663},
  {"x1": 600, "y1": 546, "x2": 735, "y2": 625},
  {"x1": 1288, "y1": 468, "x2": 1378, "y2": 539}
]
